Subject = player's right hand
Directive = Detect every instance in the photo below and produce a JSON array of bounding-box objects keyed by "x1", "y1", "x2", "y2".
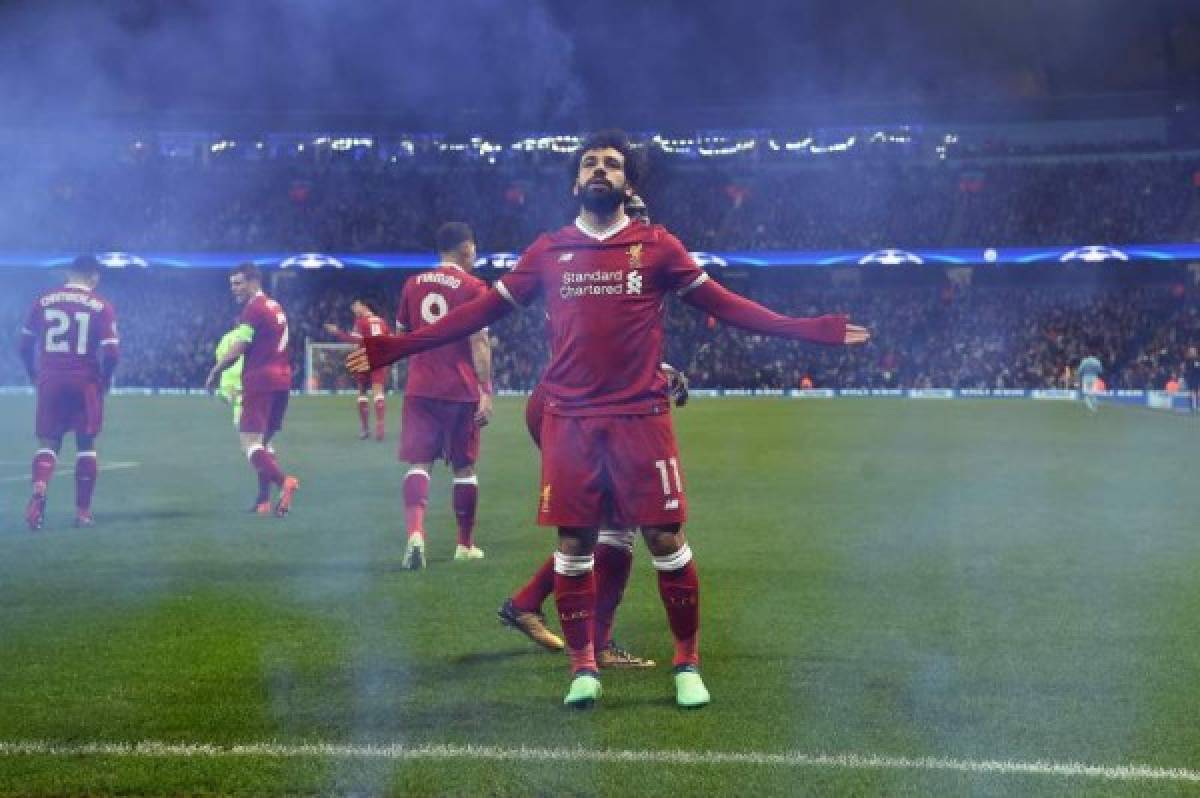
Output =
[
  {"x1": 475, "y1": 392, "x2": 493, "y2": 427},
  {"x1": 346, "y1": 347, "x2": 370, "y2": 373},
  {"x1": 323, "y1": 323, "x2": 339, "y2": 334},
  {"x1": 204, "y1": 369, "x2": 219, "y2": 393}
]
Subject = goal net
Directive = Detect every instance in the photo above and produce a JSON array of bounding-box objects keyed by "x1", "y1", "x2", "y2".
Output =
[{"x1": 304, "y1": 341, "x2": 401, "y2": 394}]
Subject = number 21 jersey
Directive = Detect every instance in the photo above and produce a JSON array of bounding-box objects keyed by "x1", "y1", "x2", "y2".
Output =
[
  {"x1": 396, "y1": 264, "x2": 486, "y2": 401},
  {"x1": 22, "y1": 282, "x2": 119, "y2": 384}
]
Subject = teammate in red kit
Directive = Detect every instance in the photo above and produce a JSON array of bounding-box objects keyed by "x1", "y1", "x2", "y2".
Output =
[
  {"x1": 395, "y1": 222, "x2": 494, "y2": 569},
  {"x1": 499, "y1": 361, "x2": 689, "y2": 666},
  {"x1": 324, "y1": 299, "x2": 391, "y2": 440},
  {"x1": 350, "y1": 130, "x2": 869, "y2": 709},
  {"x1": 19, "y1": 255, "x2": 120, "y2": 530},
  {"x1": 205, "y1": 263, "x2": 299, "y2": 516}
]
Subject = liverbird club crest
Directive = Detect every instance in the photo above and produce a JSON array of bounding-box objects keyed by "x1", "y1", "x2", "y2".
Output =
[{"x1": 627, "y1": 243, "x2": 643, "y2": 269}]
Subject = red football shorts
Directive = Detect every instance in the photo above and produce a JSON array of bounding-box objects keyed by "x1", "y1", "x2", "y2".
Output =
[
  {"x1": 401, "y1": 395, "x2": 480, "y2": 468},
  {"x1": 36, "y1": 377, "x2": 103, "y2": 439},
  {"x1": 537, "y1": 412, "x2": 687, "y2": 529},
  {"x1": 355, "y1": 367, "x2": 388, "y2": 392},
  {"x1": 525, "y1": 384, "x2": 547, "y2": 448},
  {"x1": 240, "y1": 389, "x2": 289, "y2": 436}
]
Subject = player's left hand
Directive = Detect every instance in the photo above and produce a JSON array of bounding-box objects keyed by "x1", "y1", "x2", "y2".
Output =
[
  {"x1": 203, "y1": 370, "x2": 219, "y2": 393},
  {"x1": 323, "y1": 323, "x2": 339, "y2": 335},
  {"x1": 346, "y1": 347, "x2": 371, "y2": 373},
  {"x1": 475, "y1": 392, "x2": 493, "y2": 427},
  {"x1": 844, "y1": 324, "x2": 870, "y2": 345}
]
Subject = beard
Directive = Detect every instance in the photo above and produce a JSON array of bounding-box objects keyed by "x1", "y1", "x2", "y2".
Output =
[{"x1": 578, "y1": 179, "x2": 626, "y2": 214}]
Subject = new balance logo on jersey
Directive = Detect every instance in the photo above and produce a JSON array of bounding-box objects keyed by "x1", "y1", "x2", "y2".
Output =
[
  {"x1": 558, "y1": 253, "x2": 574, "y2": 262},
  {"x1": 625, "y1": 270, "x2": 643, "y2": 295},
  {"x1": 664, "y1": 498, "x2": 679, "y2": 511}
]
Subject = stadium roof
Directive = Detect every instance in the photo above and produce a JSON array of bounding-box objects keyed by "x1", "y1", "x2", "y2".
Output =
[{"x1": 0, "y1": 0, "x2": 1197, "y2": 132}]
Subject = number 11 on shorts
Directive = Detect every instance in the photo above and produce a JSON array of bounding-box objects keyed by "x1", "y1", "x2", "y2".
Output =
[{"x1": 655, "y1": 457, "x2": 683, "y2": 496}]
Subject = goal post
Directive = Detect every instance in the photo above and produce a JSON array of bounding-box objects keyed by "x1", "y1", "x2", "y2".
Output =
[{"x1": 304, "y1": 341, "x2": 401, "y2": 394}]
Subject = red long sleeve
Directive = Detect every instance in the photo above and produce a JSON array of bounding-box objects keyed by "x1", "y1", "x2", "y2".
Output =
[
  {"x1": 99, "y1": 342, "x2": 120, "y2": 383},
  {"x1": 18, "y1": 333, "x2": 35, "y2": 381},
  {"x1": 682, "y1": 278, "x2": 847, "y2": 345},
  {"x1": 364, "y1": 289, "x2": 513, "y2": 369}
]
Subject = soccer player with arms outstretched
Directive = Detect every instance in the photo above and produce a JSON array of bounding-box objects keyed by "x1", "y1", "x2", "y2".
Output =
[
  {"x1": 205, "y1": 263, "x2": 299, "y2": 516},
  {"x1": 350, "y1": 130, "x2": 869, "y2": 709},
  {"x1": 394, "y1": 222, "x2": 493, "y2": 568},
  {"x1": 19, "y1": 255, "x2": 119, "y2": 530},
  {"x1": 324, "y1": 299, "x2": 392, "y2": 440}
]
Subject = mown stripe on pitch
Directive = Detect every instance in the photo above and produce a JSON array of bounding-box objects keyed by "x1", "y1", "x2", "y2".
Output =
[{"x1": 0, "y1": 741, "x2": 1198, "y2": 783}]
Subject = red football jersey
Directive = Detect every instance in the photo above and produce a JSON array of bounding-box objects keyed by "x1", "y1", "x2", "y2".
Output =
[
  {"x1": 496, "y1": 220, "x2": 708, "y2": 416},
  {"x1": 238, "y1": 292, "x2": 292, "y2": 392},
  {"x1": 396, "y1": 264, "x2": 486, "y2": 401},
  {"x1": 331, "y1": 314, "x2": 391, "y2": 344},
  {"x1": 21, "y1": 282, "x2": 119, "y2": 384},
  {"x1": 354, "y1": 314, "x2": 391, "y2": 340}
]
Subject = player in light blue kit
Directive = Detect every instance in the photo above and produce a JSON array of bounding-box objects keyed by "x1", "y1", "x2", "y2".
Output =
[{"x1": 1078, "y1": 354, "x2": 1103, "y2": 412}]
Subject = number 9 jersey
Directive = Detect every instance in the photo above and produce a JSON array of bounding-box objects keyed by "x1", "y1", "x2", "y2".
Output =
[{"x1": 395, "y1": 264, "x2": 487, "y2": 401}]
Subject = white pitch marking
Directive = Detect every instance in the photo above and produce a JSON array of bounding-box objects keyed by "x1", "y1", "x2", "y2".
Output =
[
  {"x1": 0, "y1": 461, "x2": 140, "y2": 483},
  {"x1": 0, "y1": 741, "x2": 1197, "y2": 784}
]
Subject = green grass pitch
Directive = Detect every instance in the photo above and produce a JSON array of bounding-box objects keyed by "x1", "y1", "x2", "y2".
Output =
[{"x1": 2, "y1": 395, "x2": 1200, "y2": 796}]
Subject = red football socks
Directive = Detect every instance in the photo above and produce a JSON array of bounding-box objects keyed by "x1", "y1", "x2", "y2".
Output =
[
  {"x1": 75, "y1": 451, "x2": 98, "y2": 511},
  {"x1": 554, "y1": 552, "x2": 597, "y2": 673},
  {"x1": 512, "y1": 555, "x2": 555, "y2": 613},
  {"x1": 654, "y1": 545, "x2": 700, "y2": 668},
  {"x1": 452, "y1": 476, "x2": 478, "y2": 548},
  {"x1": 249, "y1": 446, "x2": 285, "y2": 488},
  {"x1": 403, "y1": 468, "x2": 429, "y2": 538},
  {"x1": 374, "y1": 396, "x2": 386, "y2": 428},
  {"x1": 594, "y1": 540, "x2": 634, "y2": 650},
  {"x1": 31, "y1": 449, "x2": 56, "y2": 490},
  {"x1": 357, "y1": 397, "x2": 369, "y2": 433}
]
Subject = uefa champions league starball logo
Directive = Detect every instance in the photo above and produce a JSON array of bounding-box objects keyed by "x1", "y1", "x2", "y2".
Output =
[
  {"x1": 690, "y1": 252, "x2": 728, "y2": 268},
  {"x1": 280, "y1": 253, "x2": 345, "y2": 270},
  {"x1": 1059, "y1": 245, "x2": 1130, "y2": 263},
  {"x1": 475, "y1": 253, "x2": 520, "y2": 271},
  {"x1": 858, "y1": 249, "x2": 924, "y2": 266},
  {"x1": 96, "y1": 252, "x2": 149, "y2": 269}
]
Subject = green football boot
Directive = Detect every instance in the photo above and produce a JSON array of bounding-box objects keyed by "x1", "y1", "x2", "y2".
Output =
[
  {"x1": 673, "y1": 665, "x2": 710, "y2": 709},
  {"x1": 563, "y1": 671, "x2": 602, "y2": 709}
]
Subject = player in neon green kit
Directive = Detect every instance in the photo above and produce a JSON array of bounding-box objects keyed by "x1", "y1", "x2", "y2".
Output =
[
  {"x1": 1077, "y1": 354, "x2": 1103, "y2": 413},
  {"x1": 215, "y1": 328, "x2": 245, "y2": 425}
]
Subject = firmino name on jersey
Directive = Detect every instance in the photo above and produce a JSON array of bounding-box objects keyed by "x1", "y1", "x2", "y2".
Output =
[
  {"x1": 40, "y1": 292, "x2": 104, "y2": 311},
  {"x1": 417, "y1": 272, "x2": 462, "y2": 290}
]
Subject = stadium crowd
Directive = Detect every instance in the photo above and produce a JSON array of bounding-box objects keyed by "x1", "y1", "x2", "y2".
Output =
[
  {"x1": 4, "y1": 138, "x2": 1200, "y2": 392},
  {"x1": 2, "y1": 147, "x2": 1199, "y2": 254},
  {"x1": 2, "y1": 265, "x2": 1196, "y2": 393}
]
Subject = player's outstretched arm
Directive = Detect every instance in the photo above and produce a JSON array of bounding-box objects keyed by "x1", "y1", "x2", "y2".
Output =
[
  {"x1": 323, "y1": 323, "x2": 360, "y2": 344},
  {"x1": 682, "y1": 279, "x2": 869, "y2": 345},
  {"x1": 347, "y1": 290, "x2": 514, "y2": 373}
]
